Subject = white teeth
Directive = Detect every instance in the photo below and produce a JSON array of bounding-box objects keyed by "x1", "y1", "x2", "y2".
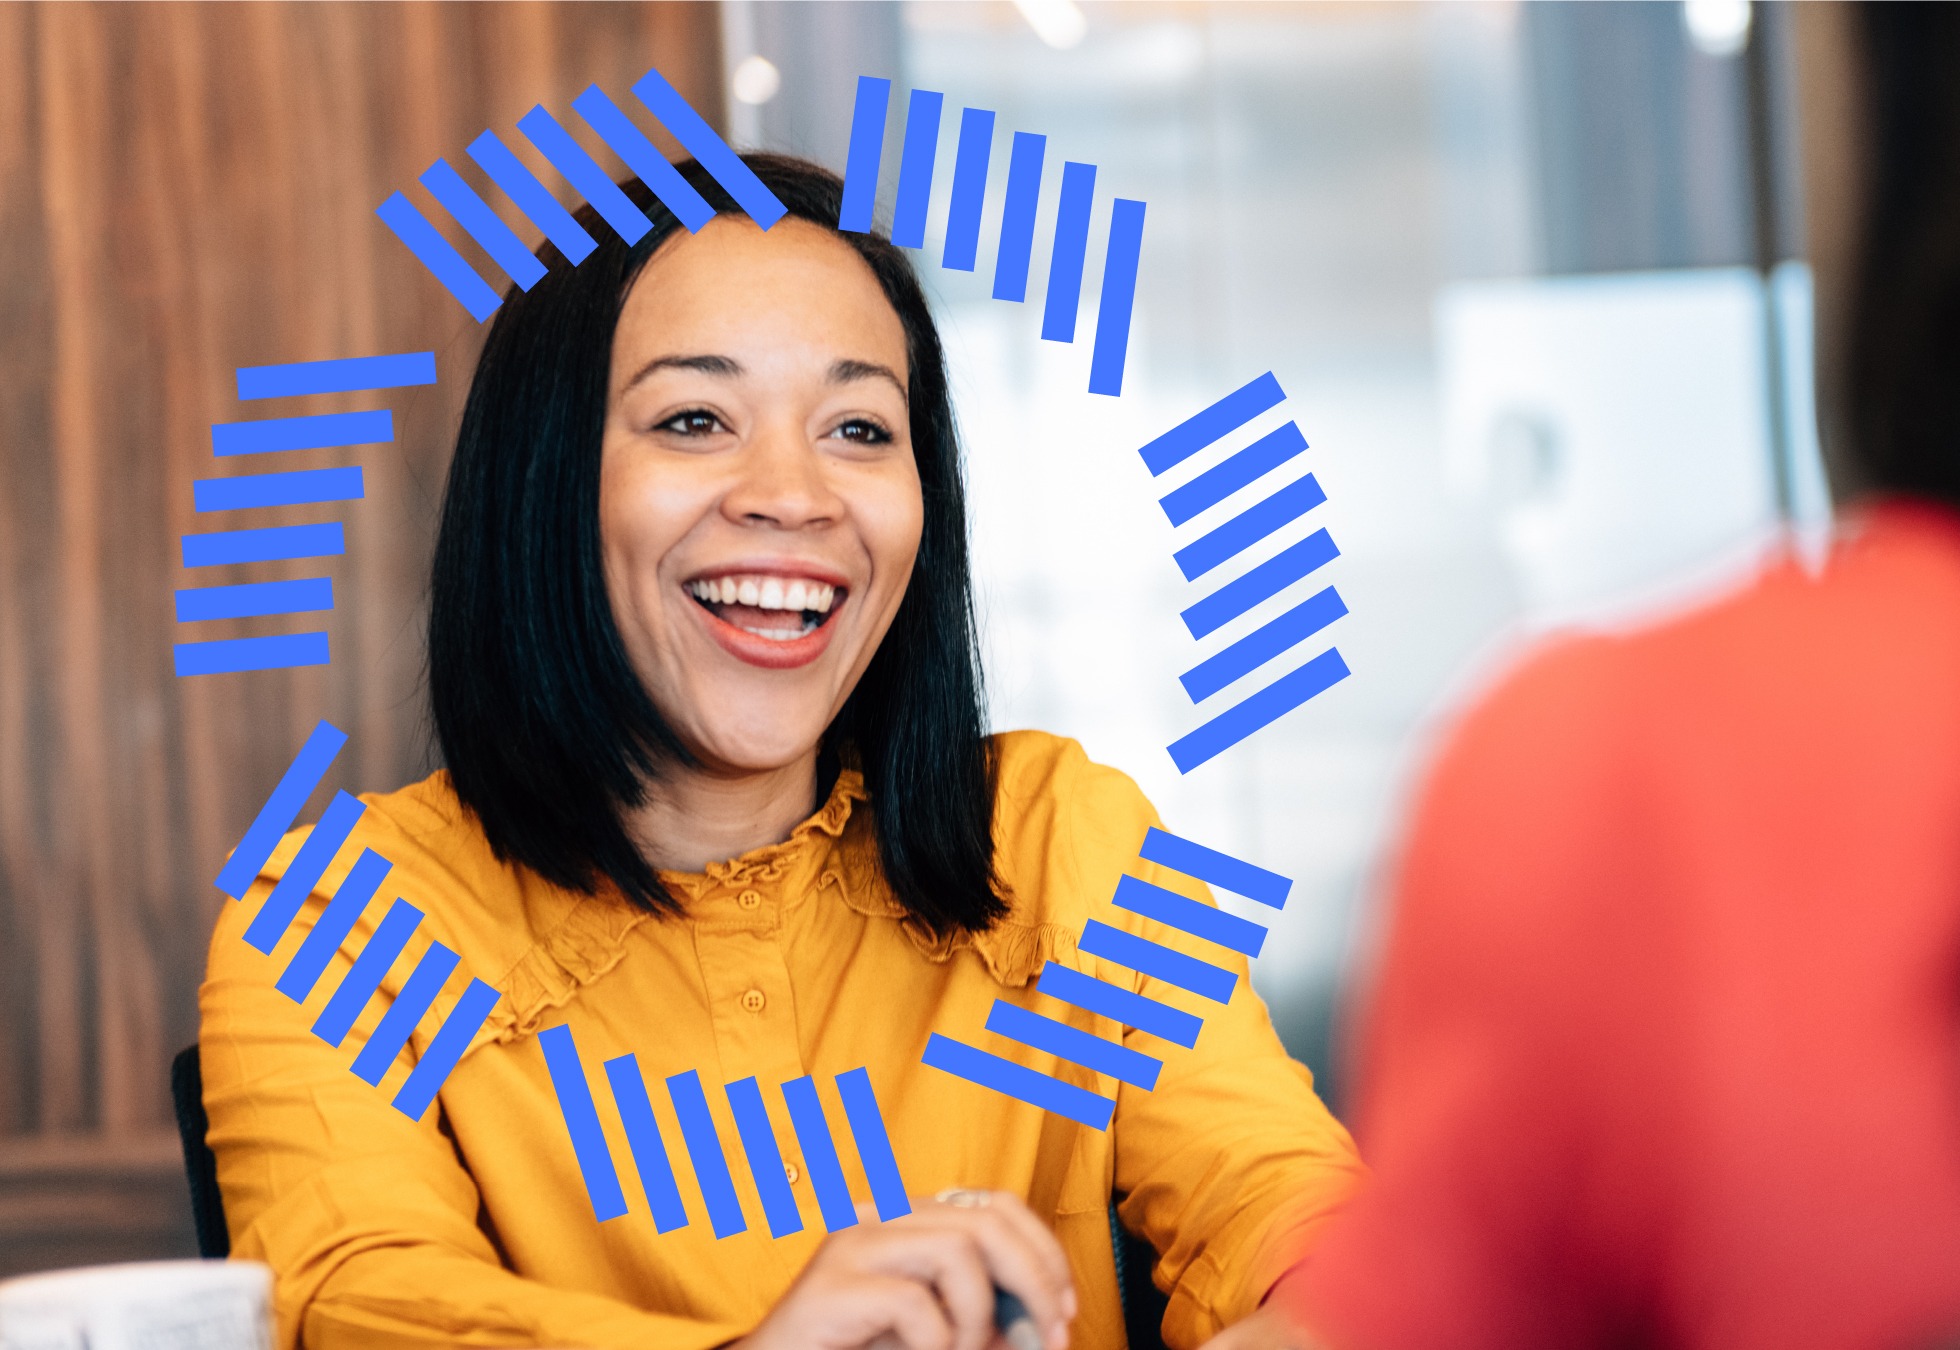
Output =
[
  {"x1": 739, "y1": 616, "x2": 820, "y2": 641},
  {"x1": 688, "y1": 575, "x2": 844, "y2": 614}
]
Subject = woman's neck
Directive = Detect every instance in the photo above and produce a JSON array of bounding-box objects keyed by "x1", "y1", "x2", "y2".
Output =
[{"x1": 626, "y1": 750, "x2": 822, "y2": 875}]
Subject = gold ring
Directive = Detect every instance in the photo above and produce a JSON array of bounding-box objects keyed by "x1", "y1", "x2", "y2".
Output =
[{"x1": 933, "y1": 1187, "x2": 992, "y2": 1208}]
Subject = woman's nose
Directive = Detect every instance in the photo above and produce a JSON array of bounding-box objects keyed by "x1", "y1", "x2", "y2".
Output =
[{"x1": 720, "y1": 421, "x2": 845, "y2": 530}]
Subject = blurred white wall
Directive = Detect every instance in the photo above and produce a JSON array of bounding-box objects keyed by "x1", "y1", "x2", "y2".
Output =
[{"x1": 890, "y1": 2, "x2": 1822, "y2": 1096}]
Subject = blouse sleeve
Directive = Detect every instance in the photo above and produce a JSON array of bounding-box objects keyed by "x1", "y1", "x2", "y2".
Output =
[
  {"x1": 199, "y1": 858, "x2": 747, "y2": 1350},
  {"x1": 1060, "y1": 755, "x2": 1369, "y2": 1348}
]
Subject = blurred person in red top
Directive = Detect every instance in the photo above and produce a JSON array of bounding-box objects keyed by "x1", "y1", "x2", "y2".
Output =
[{"x1": 1276, "y1": 6, "x2": 1960, "y2": 1350}]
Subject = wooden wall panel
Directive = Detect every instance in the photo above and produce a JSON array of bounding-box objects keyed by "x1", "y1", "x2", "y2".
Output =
[{"x1": 0, "y1": 0, "x2": 724, "y2": 1248}]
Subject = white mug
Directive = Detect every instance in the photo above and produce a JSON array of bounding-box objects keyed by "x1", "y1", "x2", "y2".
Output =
[{"x1": 0, "y1": 1260, "x2": 272, "y2": 1350}]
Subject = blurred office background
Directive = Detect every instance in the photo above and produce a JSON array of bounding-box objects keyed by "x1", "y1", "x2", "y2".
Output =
[{"x1": 0, "y1": 0, "x2": 1831, "y2": 1275}]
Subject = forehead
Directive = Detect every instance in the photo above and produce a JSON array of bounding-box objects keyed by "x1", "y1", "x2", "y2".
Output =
[{"x1": 613, "y1": 216, "x2": 909, "y2": 377}]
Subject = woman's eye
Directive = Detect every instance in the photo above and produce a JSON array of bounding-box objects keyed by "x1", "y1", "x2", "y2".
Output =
[
  {"x1": 831, "y1": 418, "x2": 892, "y2": 445},
  {"x1": 657, "y1": 409, "x2": 726, "y2": 437}
]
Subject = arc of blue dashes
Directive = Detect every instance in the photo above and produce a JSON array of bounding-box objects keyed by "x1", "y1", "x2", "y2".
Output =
[
  {"x1": 838, "y1": 76, "x2": 1146, "y2": 400},
  {"x1": 175, "y1": 352, "x2": 436, "y2": 679},
  {"x1": 921, "y1": 829, "x2": 1293, "y2": 1130},
  {"x1": 1129, "y1": 372, "x2": 1354, "y2": 772},
  {"x1": 379, "y1": 67, "x2": 786, "y2": 324},
  {"x1": 540, "y1": 1025, "x2": 911, "y2": 1238},
  {"x1": 215, "y1": 721, "x2": 502, "y2": 1122}
]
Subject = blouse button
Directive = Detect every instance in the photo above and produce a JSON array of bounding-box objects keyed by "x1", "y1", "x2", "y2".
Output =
[
  {"x1": 740, "y1": 988, "x2": 766, "y2": 1014},
  {"x1": 784, "y1": 1161, "x2": 800, "y2": 1185},
  {"x1": 737, "y1": 889, "x2": 762, "y2": 910}
]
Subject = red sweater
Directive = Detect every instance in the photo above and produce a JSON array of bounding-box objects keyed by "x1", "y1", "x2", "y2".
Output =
[{"x1": 1295, "y1": 502, "x2": 1960, "y2": 1350}]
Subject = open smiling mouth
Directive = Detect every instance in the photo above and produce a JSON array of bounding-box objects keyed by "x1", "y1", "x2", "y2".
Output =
[{"x1": 685, "y1": 575, "x2": 845, "y2": 642}]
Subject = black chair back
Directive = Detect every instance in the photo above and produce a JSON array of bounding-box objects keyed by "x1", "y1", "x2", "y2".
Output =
[
  {"x1": 169, "y1": 1044, "x2": 230, "y2": 1259},
  {"x1": 1111, "y1": 1200, "x2": 1172, "y2": 1349}
]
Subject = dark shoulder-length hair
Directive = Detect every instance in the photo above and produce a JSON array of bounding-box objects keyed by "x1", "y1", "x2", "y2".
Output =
[
  {"x1": 429, "y1": 153, "x2": 1005, "y2": 938},
  {"x1": 1843, "y1": 4, "x2": 1960, "y2": 505}
]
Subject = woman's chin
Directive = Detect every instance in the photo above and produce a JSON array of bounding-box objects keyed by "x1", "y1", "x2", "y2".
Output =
[{"x1": 681, "y1": 724, "x2": 832, "y2": 780}]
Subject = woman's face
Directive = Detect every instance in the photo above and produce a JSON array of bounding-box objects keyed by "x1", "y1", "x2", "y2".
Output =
[{"x1": 600, "y1": 216, "x2": 923, "y2": 777}]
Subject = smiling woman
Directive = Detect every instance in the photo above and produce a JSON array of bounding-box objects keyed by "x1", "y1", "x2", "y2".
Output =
[
  {"x1": 429, "y1": 161, "x2": 997, "y2": 934},
  {"x1": 198, "y1": 155, "x2": 1364, "y2": 1350}
]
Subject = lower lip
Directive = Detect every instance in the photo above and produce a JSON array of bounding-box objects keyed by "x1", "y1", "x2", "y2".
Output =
[{"x1": 691, "y1": 597, "x2": 842, "y2": 669}]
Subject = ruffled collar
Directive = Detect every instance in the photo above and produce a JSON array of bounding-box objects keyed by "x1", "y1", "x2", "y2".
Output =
[
  {"x1": 487, "y1": 764, "x2": 1077, "y2": 1040},
  {"x1": 654, "y1": 765, "x2": 866, "y2": 902}
]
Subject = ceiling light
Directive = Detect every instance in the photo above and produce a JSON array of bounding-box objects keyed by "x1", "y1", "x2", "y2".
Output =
[
  {"x1": 1013, "y1": 0, "x2": 1088, "y2": 51},
  {"x1": 731, "y1": 54, "x2": 782, "y2": 107},
  {"x1": 1683, "y1": 0, "x2": 1751, "y2": 59}
]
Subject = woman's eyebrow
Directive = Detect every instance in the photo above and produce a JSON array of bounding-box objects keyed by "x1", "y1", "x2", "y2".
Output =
[
  {"x1": 623, "y1": 353, "x2": 743, "y2": 391},
  {"x1": 829, "y1": 358, "x2": 906, "y2": 397}
]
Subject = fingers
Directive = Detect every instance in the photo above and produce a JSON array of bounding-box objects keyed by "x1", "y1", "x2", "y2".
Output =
[
  {"x1": 855, "y1": 1275, "x2": 960, "y2": 1350},
  {"x1": 897, "y1": 1194, "x2": 1073, "y2": 1348},
  {"x1": 840, "y1": 1221, "x2": 1006, "y2": 1350}
]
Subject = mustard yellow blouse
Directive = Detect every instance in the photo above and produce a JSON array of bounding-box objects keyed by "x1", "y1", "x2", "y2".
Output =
[{"x1": 200, "y1": 731, "x2": 1363, "y2": 1350}]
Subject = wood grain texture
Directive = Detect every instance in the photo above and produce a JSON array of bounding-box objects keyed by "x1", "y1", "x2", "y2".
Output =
[{"x1": 0, "y1": 0, "x2": 722, "y2": 1184}]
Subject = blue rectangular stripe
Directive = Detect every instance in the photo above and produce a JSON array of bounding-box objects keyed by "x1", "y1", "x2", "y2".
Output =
[
  {"x1": 835, "y1": 1067, "x2": 912, "y2": 1220},
  {"x1": 193, "y1": 466, "x2": 364, "y2": 513},
  {"x1": 1077, "y1": 921, "x2": 1237, "y2": 1004},
  {"x1": 890, "y1": 88, "x2": 944, "y2": 250},
  {"x1": 173, "y1": 632, "x2": 330, "y2": 678},
  {"x1": 212, "y1": 409, "x2": 393, "y2": 457},
  {"x1": 1140, "y1": 371, "x2": 1287, "y2": 477},
  {"x1": 1169, "y1": 648, "x2": 1351, "y2": 774},
  {"x1": 467, "y1": 129, "x2": 598, "y2": 265},
  {"x1": 350, "y1": 942, "x2": 459, "y2": 1084},
  {"x1": 272, "y1": 847, "x2": 391, "y2": 997},
  {"x1": 1160, "y1": 421, "x2": 1309, "y2": 526},
  {"x1": 1112, "y1": 874, "x2": 1267, "y2": 958},
  {"x1": 632, "y1": 66, "x2": 787, "y2": 229},
  {"x1": 605, "y1": 1055, "x2": 690, "y2": 1232},
  {"x1": 1040, "y1": 161, "x2": 1097, "y2": 342},
  {"x1": 667, "y1": 1070, "x2": 747, "y2": 1237},
  {"x1": 540, "y1": 1025, "x2": 629, "y2": 1222},
  {"x1": 941, "y1": 107, "x2": 995, "y2": 271},
  {"x1": 393, "y1": 977, "x2": 501, "y2": 1121},
  {"x1": 921, "y1": 1034, "x2": 1115, "y2": 1131},
  {"x1": 992, "y1": 132, "x2": 1046, "y2": 302},
  {"x1": 838, "y1": 76, "x2": 892, "y2": 233},
  {"x1": 236, "y1": 352, "x2": 435, "y2": 401},
  {"x1": 726, "y1": 1077, "x2": 804, "y2": 1237},
  {"x1": 311, "y1": 898, "x2": 423, "y2": 1047},
  {"x1": 176, "y1": 577, "x2": 333, "y2": 623},
  {"x1": 376, "y1": 192, "x2": 503, "y2": 323},
  {"x1": 1088, "y1": 198, "x2": 1147, "y2": 397},
  {"x1": 1139, "y1": 828, "x2": 1294, "y2": 908},
  {"x1": 781, "y1": 1076, "x2": 858, "y2": 1233},
  {"x1": 1180, "y1": 527, "x2": 1339, "y2": 640},
  {"x1": 215, "y1": 721, "x2": 346, "y2": 899},
  {"x1": 419, "y1": 158, "x2": 548, "y2": 290},
  {"x1": 517, "y1": 105, "x2": 653, "y2": 244},
  {"x1": 985, "y1": 1000, "x2": 1162, "y2": 1090},
  {"x1": 572, "y1": 84, "x2": 714, "y2": 233},
  {"x1": 244, "y1": 790, "x2": 368, "y2": 953},
  {"x1": 1174, "y1": 473, "x2": 1327, "y2": 582},
  {"x1": 1034, "y1": 962, "x2": 1202, "y2": 1049},
  {"x1": 1180, "y1": 586, "x2": 1346, "y2": 704},
  {"x1": 181, "y1": 522, "x2": 344, "y2": 568}
]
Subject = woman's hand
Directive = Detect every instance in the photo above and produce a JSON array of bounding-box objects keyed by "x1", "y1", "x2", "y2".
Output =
[{"x1": 732, "y1": 1190, "x2": 1077, "y2": 1350}]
